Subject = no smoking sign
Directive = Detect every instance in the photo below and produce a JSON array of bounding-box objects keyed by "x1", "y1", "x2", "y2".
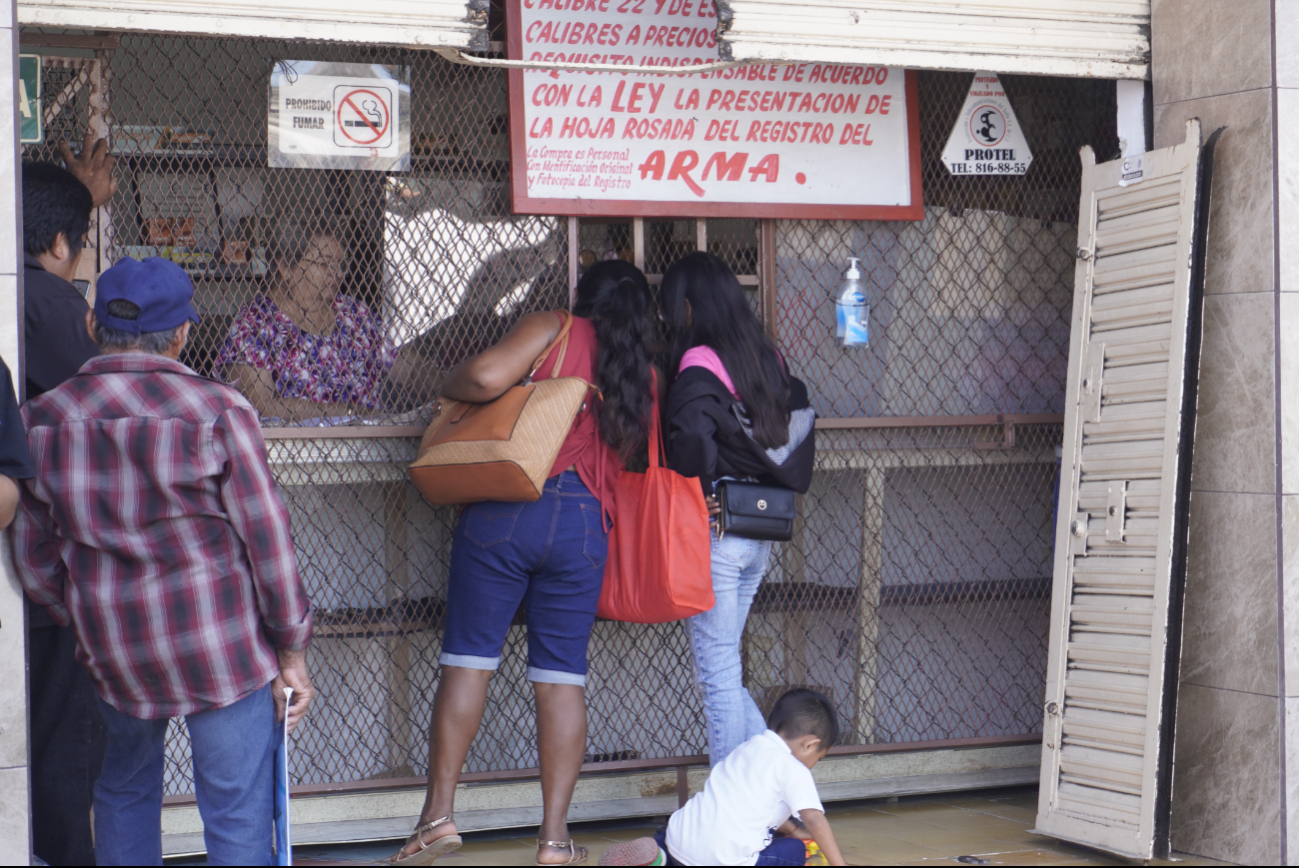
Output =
[
  {"x1": 334, "y1": 85, "x2": 393, "y2": 149},
  {"x1": 270, "y1": 60, "x2": 410, "y2": 171}
]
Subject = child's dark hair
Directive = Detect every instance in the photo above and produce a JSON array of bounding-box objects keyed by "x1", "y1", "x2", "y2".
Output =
[{"x1": 768, "y1": 688, "x2": 839, "y2": 749}]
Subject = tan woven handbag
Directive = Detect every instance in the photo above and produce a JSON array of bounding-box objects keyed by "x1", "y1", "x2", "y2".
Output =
[{"x1": 408, "y1": 311, "x2": 595, "y2": 505}]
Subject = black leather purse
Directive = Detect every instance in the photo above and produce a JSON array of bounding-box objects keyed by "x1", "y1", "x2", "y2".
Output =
[{"x1": 715, "y1": 480, "x2": 797, "y2": 541}]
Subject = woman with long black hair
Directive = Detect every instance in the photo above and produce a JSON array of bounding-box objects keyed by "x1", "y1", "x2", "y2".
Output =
[
  {"x1": 661, "y1": 251, "x2": 816, "y2": 767},
  {"x1": 393, "y1": 260, "x2": 656, "y2": 866}
]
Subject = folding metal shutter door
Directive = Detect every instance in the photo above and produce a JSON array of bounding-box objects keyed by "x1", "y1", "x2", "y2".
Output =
[
  {"x1": 17, "y1": 1, "x2": 489, "y2": 49},
  {"x1": 1034, "y1": 119, "x2": 1207, "y2": 859},
  {"x1": 715, "y1": 0, "x2": 1150, "y2": 80}
]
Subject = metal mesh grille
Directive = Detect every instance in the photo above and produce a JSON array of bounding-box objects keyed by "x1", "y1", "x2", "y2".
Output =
[
  {"x1": 766, "y1": 424, "x2": 1061, "y2": 744},
  {"x1": 23, "y1": 31, "x2": 1116, "y2": 795}
]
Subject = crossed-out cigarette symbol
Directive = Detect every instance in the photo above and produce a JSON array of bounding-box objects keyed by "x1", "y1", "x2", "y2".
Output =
[{"x1": 336, "y1": 87, "x2": 390, "y2": 146}]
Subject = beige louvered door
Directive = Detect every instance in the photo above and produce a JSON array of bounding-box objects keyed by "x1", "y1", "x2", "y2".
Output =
[{"x1": 1035, "y1": 119, "x2": 1206, "y2": 860}]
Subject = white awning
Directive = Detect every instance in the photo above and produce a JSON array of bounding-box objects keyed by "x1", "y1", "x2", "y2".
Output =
[
  {"x1": 715, "y1": 0, "x2": 1150, "y2": 80},
  {"x1": 17, "y1": 0, "x2": 489, "y2": 50}
]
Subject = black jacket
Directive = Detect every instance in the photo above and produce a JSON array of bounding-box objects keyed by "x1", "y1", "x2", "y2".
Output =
[
  {"x1": 24, "y1": 253, "x2": 99, "y2": 401},
  {"x1": 22, "y1": 255, "x2": 98, "y2": 630},
  {"x1": 665, "y1": 366, "x2": 815, "y2": 497}
]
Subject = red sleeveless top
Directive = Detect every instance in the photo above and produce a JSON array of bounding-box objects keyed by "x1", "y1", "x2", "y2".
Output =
[{"x1": 532, "y1": 313, "x2": 623, "y2": 522}]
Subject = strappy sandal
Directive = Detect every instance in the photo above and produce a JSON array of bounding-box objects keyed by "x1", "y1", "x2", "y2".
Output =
[
  {"x1": 536, "y1": 837, "x2": 589, "y2": 865},
  {"x1": 391, "y1": 815, "x2": 463, "y2": 866}
]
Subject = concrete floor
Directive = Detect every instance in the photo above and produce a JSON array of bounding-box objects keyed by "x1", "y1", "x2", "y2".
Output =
[{"x1": 270, "y1": 786, "x2": 1229, "y2": 866}]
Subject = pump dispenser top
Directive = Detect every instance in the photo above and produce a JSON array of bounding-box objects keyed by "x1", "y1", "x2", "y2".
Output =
[{"x1": 844, "y1": 257, "x2": 862, "y2": 280}]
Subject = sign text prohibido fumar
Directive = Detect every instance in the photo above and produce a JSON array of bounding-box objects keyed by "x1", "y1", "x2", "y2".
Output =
[
  {"x1": 507, "y1": 0, "x2": 922, "y2": 219},
  {"x1": 269, "y1": 60, "x2": 411, "y2": 172}
]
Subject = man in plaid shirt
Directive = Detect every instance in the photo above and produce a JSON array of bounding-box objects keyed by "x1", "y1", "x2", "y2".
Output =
[{"x1": 13, "y1": 256, "x2": 315, "y2": 865}]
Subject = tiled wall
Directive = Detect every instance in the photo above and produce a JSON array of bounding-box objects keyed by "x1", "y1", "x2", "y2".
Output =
[
  {"x1": 1151, "y1": 0, "x2": 1289, "y2": 863},
  {"x1": 1279, "y1": 3, "x2": 1299, "y2": 863},
  {"x1": 0, "y1": 0, "x2": 28, "y2": 862}
]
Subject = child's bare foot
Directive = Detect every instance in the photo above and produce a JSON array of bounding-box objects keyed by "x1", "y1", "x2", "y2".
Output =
[{"x1": 597, "y1": 837, "x2": 662, "y2": 866}]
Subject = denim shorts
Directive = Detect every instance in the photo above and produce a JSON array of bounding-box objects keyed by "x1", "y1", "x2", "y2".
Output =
[{"x1": 440, "y1": 471, "x2": 608, "y2": 686}]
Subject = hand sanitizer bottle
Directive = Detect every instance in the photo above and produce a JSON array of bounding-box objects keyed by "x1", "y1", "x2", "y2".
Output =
[{"x1": 835, "y1": 257, "x2": 869, "y2": 347}]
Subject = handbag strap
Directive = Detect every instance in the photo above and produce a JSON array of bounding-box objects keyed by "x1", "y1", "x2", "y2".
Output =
[
  {"x1": 647, "y1": 369, "x2": 665, "y2": 469},
  {"x1": 525, "y1": 310, "x2": 574, "y2": 384}
]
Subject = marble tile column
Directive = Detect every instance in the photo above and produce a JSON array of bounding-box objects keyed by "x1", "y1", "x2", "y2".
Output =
[
  {"x1": 1279, "y1": 2, "x2": 1299, "y2": 864},
  {"x1": 1152, "y1": 0, "x2": 1295, "y2": 863},
  {"x1": 0, "y1": 0, "x2": 29, "y2": 862}
]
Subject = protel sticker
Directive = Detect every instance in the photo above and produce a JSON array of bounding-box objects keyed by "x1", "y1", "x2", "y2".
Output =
[{"x1": 941, "y1": 72, "x2": 1033, "y2": 177}]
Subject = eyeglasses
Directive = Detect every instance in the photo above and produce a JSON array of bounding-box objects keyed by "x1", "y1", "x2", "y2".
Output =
[{"x1": 300, "y1": 256, "x2": 349, "y2": 278}]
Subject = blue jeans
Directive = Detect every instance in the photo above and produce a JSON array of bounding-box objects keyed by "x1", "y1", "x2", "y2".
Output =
[
  {"x1": 654, "y1": 826, "x2": 807, "y2": 866},
  {"x1": 441, "y1": 471, "x2": 608, "y2": 685},
  {"x1": 94, "y1": 684, "x2": 276, "y2": 866},
  {"x1": 686, "y1": 532, "x2": 773, "y2": 765}
]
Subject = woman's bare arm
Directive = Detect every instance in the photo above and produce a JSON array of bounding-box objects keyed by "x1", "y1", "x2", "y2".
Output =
[
  {"x1": 225, "y1": 364, "x2": 356, "y2": 423},
  {"x1": 440, "y1": 311, "x2": 563, "y2": 403}
]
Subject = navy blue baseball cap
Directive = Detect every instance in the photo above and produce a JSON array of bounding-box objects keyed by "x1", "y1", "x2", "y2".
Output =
[{"x1": 94, "y1": 257, "x2": 200, "y2": 335}]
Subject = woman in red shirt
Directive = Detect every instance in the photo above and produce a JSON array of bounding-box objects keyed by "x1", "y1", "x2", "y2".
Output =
[{"x1": 394, "y1": 261, "x2": 655, "y2": 866}]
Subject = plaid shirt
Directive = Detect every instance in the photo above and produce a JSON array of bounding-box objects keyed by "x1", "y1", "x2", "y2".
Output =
[{"x1": 14, "y1": 353, "x2": 313, "y2": 719}]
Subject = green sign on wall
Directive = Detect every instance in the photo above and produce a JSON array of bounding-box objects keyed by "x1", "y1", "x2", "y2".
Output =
[{"x1": 19, "y1": 54, "x2": 41, "y2": 144}]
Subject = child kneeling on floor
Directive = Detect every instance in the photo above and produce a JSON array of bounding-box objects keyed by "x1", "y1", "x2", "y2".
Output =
[{"x1": 600, "y1": 688, "x2": 847, "y2": 867}]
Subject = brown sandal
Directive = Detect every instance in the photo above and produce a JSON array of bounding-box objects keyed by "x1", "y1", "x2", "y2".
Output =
[
  {"x1": 391, "y1": 815, "x2": 463, "y2": 866},
  {"x1": 536, "y1": 837, "x2": 589, "y2": 865}
]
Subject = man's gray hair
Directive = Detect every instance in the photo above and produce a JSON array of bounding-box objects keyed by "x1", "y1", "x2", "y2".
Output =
[{"x1": 94, "y1": 299, "x2": 183, "y2": 353}]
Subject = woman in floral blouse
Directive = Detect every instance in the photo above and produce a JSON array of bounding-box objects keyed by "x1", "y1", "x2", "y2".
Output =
[{"x1": 217, "y1": 220, "x2": 424, "y2": 423}]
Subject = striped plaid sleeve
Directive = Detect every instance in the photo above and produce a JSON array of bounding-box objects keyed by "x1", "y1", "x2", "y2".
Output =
[
  {"x1": 214, "y1": 405, "x2": 313, "y2": 650},
  {"x1": 12, "y1": 476, "x2": 72, "y2": 626}
]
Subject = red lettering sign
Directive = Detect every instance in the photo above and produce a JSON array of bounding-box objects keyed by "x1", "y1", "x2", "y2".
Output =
[{"x1": 507, "y1": 0, "x2": 922, "y2": 218}]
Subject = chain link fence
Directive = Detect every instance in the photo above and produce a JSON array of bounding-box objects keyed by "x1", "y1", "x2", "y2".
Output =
[{"x1": 23, "y1": 30, "x2": 1116, "y2": 794}]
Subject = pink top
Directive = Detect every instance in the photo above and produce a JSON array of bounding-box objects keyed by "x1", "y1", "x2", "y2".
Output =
[{"x1": 679, "y1": 346, "x2": 740, "y2": 399}]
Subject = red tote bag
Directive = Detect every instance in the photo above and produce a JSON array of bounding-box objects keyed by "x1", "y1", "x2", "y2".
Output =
[{"x1": 597, "y1": 390, "x2": 713, "y2": 623}]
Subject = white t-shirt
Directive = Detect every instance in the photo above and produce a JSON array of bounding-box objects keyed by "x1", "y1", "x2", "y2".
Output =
[{"x1": 665, "y1": 730, "x2": 824, "y2": 866}]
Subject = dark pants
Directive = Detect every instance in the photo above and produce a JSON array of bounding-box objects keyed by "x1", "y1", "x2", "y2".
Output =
[
  {"x1": 440, "y1": 471, "x2": 608, "y2": 685},
  {"x1": 654, "y1": 827, "x2": 808, "y2": 866},
  {"x1": 29, "y1": 622, "x2": 107, "y2": 866}
]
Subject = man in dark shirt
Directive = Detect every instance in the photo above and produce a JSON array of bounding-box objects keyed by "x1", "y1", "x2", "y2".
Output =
[
  {"x1": 21, "y1": 138, "x2": 116, "y2": 866},
  {"x1": 22, "y1": 161, "x2": 102, "y2": 399}
]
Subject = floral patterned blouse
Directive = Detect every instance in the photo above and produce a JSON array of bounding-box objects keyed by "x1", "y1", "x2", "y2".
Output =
[{"x1": 216, "y1": 294, "x2": 397, "y2": 410}]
